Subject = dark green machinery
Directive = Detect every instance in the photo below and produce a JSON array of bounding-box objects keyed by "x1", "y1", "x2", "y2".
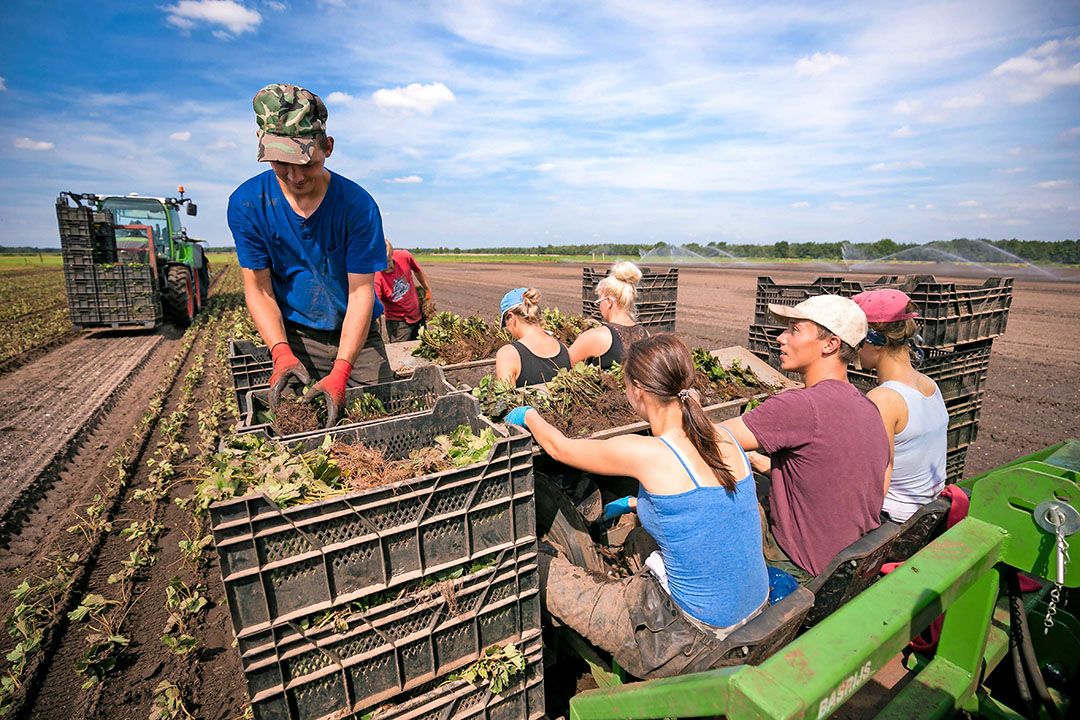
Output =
[
  {"x1": 567, "y1": 442, "x2": 1079, "y2": 719},
  {"x1": 56, "y1": 188, "x2": 210, "y2": 329}
]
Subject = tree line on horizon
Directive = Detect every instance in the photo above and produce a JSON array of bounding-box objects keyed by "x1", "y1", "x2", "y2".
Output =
[{"x1": 3, "y1": 237, "x2": 1077, "y2": 264}]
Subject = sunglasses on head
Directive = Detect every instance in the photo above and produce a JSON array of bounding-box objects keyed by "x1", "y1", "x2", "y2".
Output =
[{"x1": 864, "y1": 329, "x2": 888, "y2": 347}]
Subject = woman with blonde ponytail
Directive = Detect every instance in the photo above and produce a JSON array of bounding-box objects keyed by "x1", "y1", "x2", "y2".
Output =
[
  {"x1": 503, "y1": 334, "x2": 769, "y2": 678},
  {"x1": 570, "y1": 261, "x2": 650, "y2": 368},
  {"x1": 495, "y1": 287, "x2": 572, "y2": 387}
]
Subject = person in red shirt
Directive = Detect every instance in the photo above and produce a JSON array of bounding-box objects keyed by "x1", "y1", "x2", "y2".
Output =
[{"x1": 375, "y1": 240, "x2": 434, "y2": 342}]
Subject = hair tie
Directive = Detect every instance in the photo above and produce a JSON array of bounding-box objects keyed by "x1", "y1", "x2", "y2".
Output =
[{"x1": 677, "y1": 388, "x2": 692, "y2": 402}]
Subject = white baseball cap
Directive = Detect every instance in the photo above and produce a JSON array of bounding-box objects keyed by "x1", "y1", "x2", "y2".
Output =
[{"x1": 768, "y1": 294, "x2": 868, "y2": 347}]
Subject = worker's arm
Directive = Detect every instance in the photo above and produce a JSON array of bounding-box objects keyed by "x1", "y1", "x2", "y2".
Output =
[
  {"x1": 242, "y1": 267, "x2": 310, "y2": 405},
  {"x1": 494, "y1": 344, "x2": 521, "y2": 386},
  {"x1": 867, "y1": 386, "x2": 904, "y2": 494},
  {"x1": 515, "y1": 408, "x2": 651, "y2": 478},
  {"x1": 746, "y1": 450, "x2": 771, "y2": 473},
  {"x1": 336, "y1": 272, "x2": 376, "y2": 365},
  {"x1": 719, "y1": 417, "x2": 761, "y2": 452},
  {"x1": 411, "y1": 263, "x2": 433, "y2": 299},
  {"x1": 568, "y1": 326, "x2": 610, "y2": 365},
  {"x1": 241, "y1": 267, "x2": 288, "y2": 348}
]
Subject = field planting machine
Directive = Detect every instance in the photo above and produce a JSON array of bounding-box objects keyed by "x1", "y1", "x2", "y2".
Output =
[
  {"x1": 55, "y1": 188, "x2": 210, "y2": 329},
  {"x1": 214, "y1": 267, "x2": 1077, "y2": 720}
]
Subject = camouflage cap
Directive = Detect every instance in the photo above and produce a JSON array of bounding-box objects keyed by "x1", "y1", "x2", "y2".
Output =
[{"x1": 252, "y1": 83, "x2": 328, "y2": 164}]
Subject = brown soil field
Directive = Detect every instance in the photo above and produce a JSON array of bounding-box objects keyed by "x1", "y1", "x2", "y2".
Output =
[
  {"x1": 0, "y1": 259, "x2": 1074, "y2": 719},
  {"x1": 425, "y1": 261, "x2": 1080, "y2": 476}
]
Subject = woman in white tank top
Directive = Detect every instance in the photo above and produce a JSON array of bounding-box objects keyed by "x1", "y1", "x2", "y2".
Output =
[{"x1": 853, "y1": 289, "x2": 949, "y2": 522}]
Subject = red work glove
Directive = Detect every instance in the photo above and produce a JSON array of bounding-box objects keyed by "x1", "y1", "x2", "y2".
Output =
[
  {"x1": 304, "y1": 359, "x2": 353, "y2": 428},
  {"x1": 268, "y1": 342, "x2": 311, "y2": 408}
]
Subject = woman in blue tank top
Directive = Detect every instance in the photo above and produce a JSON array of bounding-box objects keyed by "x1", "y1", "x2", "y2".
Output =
[{"x1": 505, "y1": 334, "x2": 769, "y2": 678}]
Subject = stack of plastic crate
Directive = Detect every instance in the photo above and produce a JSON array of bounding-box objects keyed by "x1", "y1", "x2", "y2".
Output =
[
  {"x1": 581, "y1": 266, "x2": 678, "y2": 332},
  {"x1": 210, "y1": 393, "x2": 544, "y2": 720},
  {"x1": 57, "y1": 201, "x2": 160, "y2": 328},
  {"x1": 93, "y1": 264, "x2": 161, "y2": 326},
  {"x1": 228, "y1": 339, "x2": 274, "y2": 411},
  {"x1": 747, "y1": 275, "x2": 1013, "y2": 482},
  {"x1": 58, "y1": 203, "x2": 112, "y2": 326}
]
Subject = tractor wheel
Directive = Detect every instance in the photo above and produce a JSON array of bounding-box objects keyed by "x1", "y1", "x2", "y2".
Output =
[
  {"x1": 164, "y1": 265, "x2": 195, "y2": 327},
  {"x1": 198, "y1": 262, "x2": 210, "y2": 305},
  {"x1": 535, "y1": 474, "x2": 605, "y2": 574}
]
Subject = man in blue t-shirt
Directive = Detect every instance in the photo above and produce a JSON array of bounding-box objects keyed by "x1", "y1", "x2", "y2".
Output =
[{"x1": 227, "y1": 83, "x2": 392, "y2": 426}]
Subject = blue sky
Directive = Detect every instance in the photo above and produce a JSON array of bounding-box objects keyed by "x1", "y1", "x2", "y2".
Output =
[{"x1": 1, "y1": 0, "x2": 1078, "y2": 248}]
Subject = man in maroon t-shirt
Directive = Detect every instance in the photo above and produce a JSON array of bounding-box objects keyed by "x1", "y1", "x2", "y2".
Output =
[
  {"x1": 374, "y1": 240, "x2": 433, "y2": 342},
  {"x1": 721, "y1": 295, "x2": 890, "y2": 582}
]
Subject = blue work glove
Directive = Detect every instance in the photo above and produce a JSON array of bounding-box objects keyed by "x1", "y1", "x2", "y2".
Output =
[
  {"x1": 602, "y1": 496, "x2": 635, "y2": 522},
  {"x1": 504, "y1": 406, "x2": 533, "y2": 427}
]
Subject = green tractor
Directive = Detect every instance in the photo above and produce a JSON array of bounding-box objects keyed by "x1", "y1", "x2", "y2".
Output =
[{"x1": 56, "y1": 188, "x2": 210, "y2": 329}]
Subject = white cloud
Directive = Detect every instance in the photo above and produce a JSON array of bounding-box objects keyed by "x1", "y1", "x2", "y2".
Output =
[
  {"x1": 942, "y1": 93, "x2": 984, "y2": 110},
  {"x1": 169, "y1": 130, "x2": 192, "y2": 141},
  {"x1": 794, "y1": 52, "x2": 849, "y2": 77},
  {"x1": 829, "y1": 202, "x2": 849, "y2": 211},
  {"x1": 791, "y1": 201, "x2": 810, "y2": 208},
  {"x1": 163, "y1": 0, "x2": 262, "y2": 37},
  {"x1": 992, "y1": 35, "x2": 1080, "y2": 103},
  {"x1": 1037, "y1": 179, "x2": 1072, "y2": 189},
  {"x1": 535, "y1": 162, "x2": 555, "y2": 172},
  {"x1": 907, "y1": 204, "x2": 916, "y2": 210},
  {"x1": 958, "y1": 199, "x2": 980, "y2": 207},
  {"x1": 893, "y1": 99, "x2": 920, "y2": 115},
  {"x1": 0, "y1": 76, "x2": 6, "y2": 92},
  {"x1": 1062, "y1": 127, "x2": 1080, "y2": 140},
  {"x1": 372, "y1": 82, "x2": 455, "y2": 115},
  {"x1": 891, "y1": 125, "x2": 914, "y2": 138},
  {"x1": 868, "y1": 160, "x2": 925, "y2": 172},
  {"x1": 925, "y1": 204, "x2": 936, "y2": 210},
  {"x1": 325, "y1": 91, "x2": 354, "y2": 104},
  {"x1": 386, "y1": 175, "x2": 423, "y2": 184},
  {"x1": 208, "y1": 139, "x2": 237, "y2": 150},
  {"x1": 1001, "y1": 167, "x2": 1026, "y2": 174},
  {"x1": 14, "y1": 137, "x2": 54, "y2": 151},
  {"x1": 1008, "y1": 146, "x2": 1023, "y2": 156},
  {"x1": 265, "y1": 0, "x2": 286, "y2": 10},
  {"x1": 978, "y1": 212, "x2": 992, "y2": 219}
]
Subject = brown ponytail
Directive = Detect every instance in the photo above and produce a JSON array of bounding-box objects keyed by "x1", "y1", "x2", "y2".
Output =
[{"x1": 624, "y1": 334, "x2": 737, "y2": 491}]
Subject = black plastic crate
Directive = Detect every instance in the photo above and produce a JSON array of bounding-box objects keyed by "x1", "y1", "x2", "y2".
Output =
[
  {"x1": 69, "y1": 307, "x2": 102, "y2": 327},
  {"x1": 946, "y1": 446, "x2": 967, "y2": 483},
  {"x1": 62, "y1": 250, "x2": 96, "y2": 273},
  {"x1": 244, "y1": 547, "x2": 541, "y2": 720},
  {"x1": 354, "y1": 634, "x2": 545, "y2": 720},
  {"x1": 753, "y1": 275, "x2": 1012, "y2": 348},
  {"x1": 848, "y1": 341, "x2": 994, "y2": 403},
  {"x1": 892, "y1": 275, "x2": 1011, "y2": 346},
  {"x1": 581, "y1": 266, "x2": 679, "y2": 303},
  {"x1": 210, "y1": 394, "x2": 536, "y2": 636},
  {"x1": 57, "y1": 204, "x2": 94, "y2": 240},
  {"x1": 583, "y1": 299, "x2": 677, "y2": 333},
  {"x1": 752, "y1": 276, "x2": 864, "y2": 326},
  {"x1": 230, "y1": 339, "x2": 275, "y2": 410},
  {"x1": 238, "y1": 365, "x2": 457, "y2": 440}
]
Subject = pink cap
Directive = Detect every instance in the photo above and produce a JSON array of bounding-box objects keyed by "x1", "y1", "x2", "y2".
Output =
[{"x1": 852, "y1": 289, "x2": 919, "y2": 323}]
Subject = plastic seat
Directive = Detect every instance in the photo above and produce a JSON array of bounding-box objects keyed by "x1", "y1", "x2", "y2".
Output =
[
  {"x1": 884, "y1": 496, "x2": 951, "y2": 564},
  {"x1": 803, "y1": 520, "x2": 902, "y2": 627},
  {"x1": 709, "y1": 585, "x2": 815, "y2": 667}
]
